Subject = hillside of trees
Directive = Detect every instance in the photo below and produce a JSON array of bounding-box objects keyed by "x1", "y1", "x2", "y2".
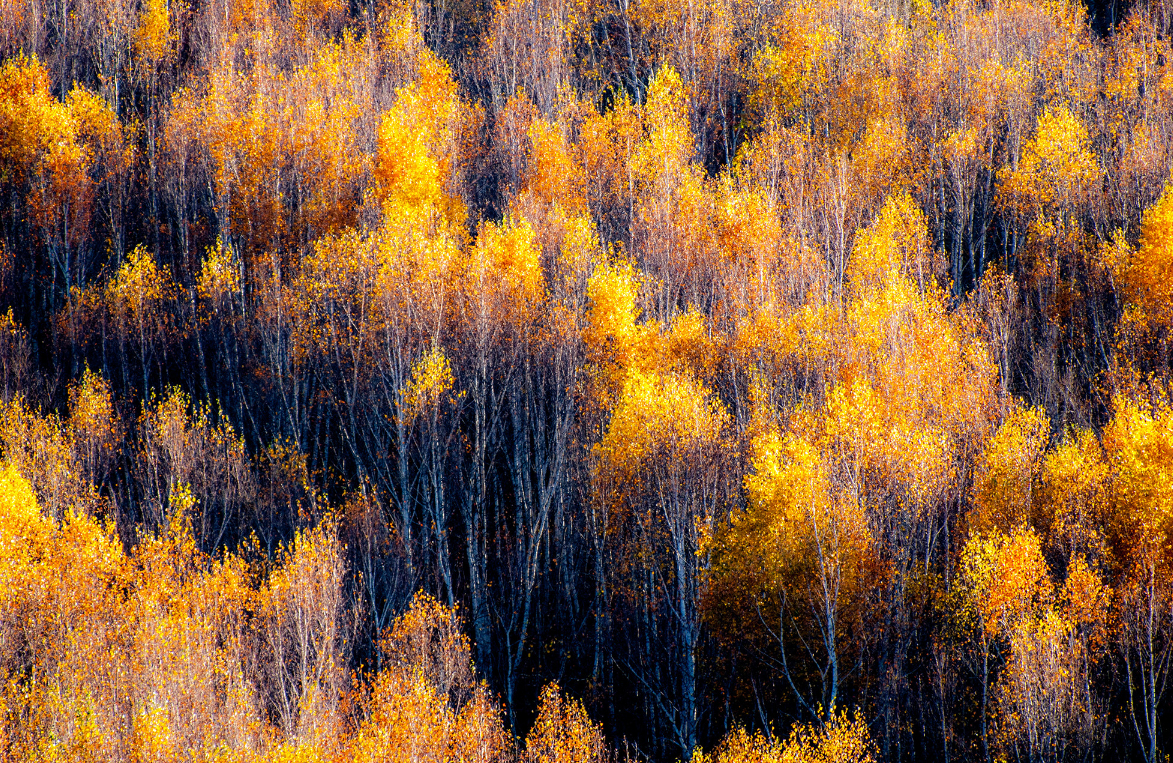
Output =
[{"x1": 3, "y1": 0, "x2": 1173, "y2": 758}]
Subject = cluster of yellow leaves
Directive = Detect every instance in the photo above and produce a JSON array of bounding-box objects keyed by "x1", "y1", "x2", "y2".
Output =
[
  {"x1": 954, "y1": 524, "x2": 1109, "y2": 756},
  {"x1": 0, "y1": 466, "x2": 131, "y2": 763},
  {"x1": 970, "y1": 406, "x2": 1051, "y2": 535},
  {"x1": 748, "y1": 12, "x2": 835, "y2": 121},
  {"x1": 585, "y1": 272, "x2": 717, "y2": 414},
  {"x1": 0, "y1": 458, "x2": 476, "y2": 763},
  {"x1": 291, "y1": 0, "x2": 347, "y2": 39},
  {"x1": 68, "y1": 369, "x2": 121, "y2": 488},
  {"x1": 198, "y1": 237, "x2": 244, "y2": 305},
  {"x1": 372, "y1": 46, "x2": 474, "y2": 234},
  {"x1": 750, "y1": 416, "x2": 869, "y2": 546},
  {"x1": 957, "y1": 528, "x2": 1054, "y2": 640},
  {"x1": 970, "y1": 393, "x2": 1173, "y2": 567},
  {"x1": 707, "y1": 383, "x2": 875, "y2": 656},
  {"x1": 736, "y1": 193, "x2": 995, "y2": 526},
  {"x1": 703, "y1": 189, "x2": 1002, "y2": 725},
  {"x1": 584, "y1": 258, "x2": 647, "y2": 376},
  {"x1": 597, "y1": 368, "x2": 728, "y2": 482},
  {"x1": 167, "y1": 35, "x2": 378, "y2": 262},
  {"x1": 106, "y1": 245, "x2": 177, "y2": 327},
  {"x1": 399, "y1": 348, "x2": 457, "y2": 428},
  {"x1": 1101, "y1": 395, "x2": 1173, "y2": 553},
  {"x1": 1106, "y1": 182, "x2": 1173, "y2": 332},
  {"x1": 580, "y1": 81, "x2": 725, "y2": 403},
  {"x1": 133, "y1": 0, "x2": 175, "y2": 72},
  {"x1": 262, "y1": 517, "x2": 347, "y2": 741},
  {"x1": 480, "y1": 216, "x2": 544, "y2": 300},
  {"x1": 948, "y1": 390, "x2": 1173, "y2": 758},
  {"x1": 0, "y1": 309, "x2": 32, "y2": 404},
  {"x1": 999, "y1": 106, "x2": 1099, "y2": 222},
  {"x1": 523, "y1": 684, "x2": 607, "y2": 763},
  {"x1": 520, "y1": 117, "x2": 589, "y2": 217},
  {"x1": 0, "y1": 56, "x2": 130, "y2": 263},
  {"x1": 65, "y1": 244, "x2": 179, "y2": 365},
  {"x1": 0, "y1": 376, "x2": 116, "y2": 518},
  {"x1": 346, "y1": 594, "x2": 605, "y2": 763},
  {"x1": 138, "y1": 387, "x2": 256, "y2": 537},
  {"x1": 0, "y1": 55, "x2": 81, "y2": 187},
  {"x1": 697, "y1": 708, "x2": 877, "y2": 763}
]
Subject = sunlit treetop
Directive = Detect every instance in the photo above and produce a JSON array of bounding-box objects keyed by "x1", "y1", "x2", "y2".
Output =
[{"x1": 1108, "y1": 183, "x2": 1173, "y2": 332}]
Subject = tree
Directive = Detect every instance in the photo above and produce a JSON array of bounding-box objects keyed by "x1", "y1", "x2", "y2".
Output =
[
  {"x1": 1106, "y1": 181, "x2": 1173, "y2": 345},
  {"x1": 596, "y1": 366, "x2": 732, "y2": 754},
  {"x1": 708, "y1": 373, "x2": 875, "y2": 722},
  {"x1": 954, "y1": 528, "x2": 1053, "y2": 763},
  {"x1": 524, "y1": 684, "x2": 608, "y2": 763},
  {"x1": 1102, "y1": 394, "x2": 1173, "y2": 763}
]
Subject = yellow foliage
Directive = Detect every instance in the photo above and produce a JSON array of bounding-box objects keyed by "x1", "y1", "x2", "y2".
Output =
[
  {"x1": 840, "y1": 197, "x2": 997, "y2": 482},
  {"x1": 131, "y1": 703, "x2": 178, "y2": 763},
  {"x1": 999, "y1": 106, "x2": 1098, "y2": 220},
  {"x1": 1059, "y1": 556, "x2": 1110, "y2": 651},
  {"x1": 134, "y1": 0, "x2": 175, "y2": 70},
  {"x1": 0, "y1": 397, "x2": 96, "y2": 518},
  {"x1": 958, "y1": 528, "x2": 1053, "y2": 640},
  {"x1": 474, "y1": 214, "x2": 545, "y2": 305},
  {"x1": 0, "y1": 462, "x2": 42, "y2": 530},
  {"x1": 709, "y1": 391, "x2": 874, "y2": 669},
  {"x1": 69, "y1": 369, "x2": 119, "y2": 488},
  {"x1": 1101, "y1": 394, "x2": 1173, "y2": 549},
  {"x1": 583, "y1": 256, "x2": 666, "y2": 395},
  {"x1": 714, "y1": 184, "x2": 796, "y2": 312},
  {"x1": 106, "y1": 245, "x2": 176, "y2": 327},
  {"x1": 1, "y1": 0, "x2": 1167, "y2": 757},
  {"x1": 665, "y1": 309, "x2": 713, "y2": 374},
  {"x1": 373, "y1": 52, "x2": 469, "y2": 232},
  {"x1": 262, "y1": 516, "x2": 346, "y2": 740},
  {"x1": 291, "y1": 0, "x2": 347, "y2": 37},
  {"x1": 748, "y1": 13, "x2": 835, "y2": 121},
  {"x1": 636, "y1": 66, "x2": 692, "y2": 180},
  {"x1": 853, "y1": 117, "x2": 912, "y2": 204},
  {"x1": 0, "y1": 464, "x2": 51, "y2": 627},
  {"x1": 399, "y1": 348, "x2": 457, "y2": 428},
  {"x1": 0, "y1": 55, "x2": 94, "y2": 248},
  {"x1": 1110, "y1": 183, "x2": 1173, "y2": 330},
  {"x1": 696, "y1": 727, "x2": 786, "y2": 763},
  {"x1": 995, "y1": 605, "x2": 1094, "y2": 759},
  {"x1": 0, "y1": 430, "x2": 518, "y2": 763},
  {"x1": 198, "y1": 237, "x2": 244, "y2": 304},
  {"x1": 523, "y1": 684, "x2": 606, "y2": 763},
  {"x1": 65, "y1": 86, "x2": 131, "y2": 176},
  {"x1": 597, "y1": 369, "x2": 728, "y2": 480},
  {"x1": 744, "y1": 421, "x2": 829, "y2": 540},
  {"x1": 139, "y1": 387, "x2": 255, "y2": 538},
  {"x1": 698, "y1": 708, "x2": 876, "y2": 763},
  {"x1": 376, "y1": 86, "x2": 449, "y2": 212},
  {"x1": 0, "y1": 56, "x2": 75, "y2": 183},
  {"x1": 777, "y1": 708, "x2": 877, "y2": 763},
  {"x1": 1039, "y1": 427, "x2": 1108, "y2": 556},
  {"x1": 585, "y1": 258, "x2": 643, "y2": 355},
  {"x1": 348, "y1": 592, "x2": 507, "y2": 763},
  {"x1": 0, "y1": 472, "x2": 128, "y2": 762},
  {"x1": 848, "y1": 192, "x2": 941, "y2": 295},
  {"x1": 522, "y1": 118, "x2": 588, "y2": 216},
  {"x1": 971, "y1": 406, "x2": 1051, "y2": 535},
  {"x1": 169, "y1": 37, "x2": 379, "y2": 261}
]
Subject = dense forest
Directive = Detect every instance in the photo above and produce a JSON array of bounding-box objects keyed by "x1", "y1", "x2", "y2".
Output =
[{"x1": 3, "y1": 0, "x2": 1173, "y2": 757}]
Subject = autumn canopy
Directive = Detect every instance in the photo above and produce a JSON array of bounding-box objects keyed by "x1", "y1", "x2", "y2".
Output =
[{"x1": 3, "y1": 0, "x2": 1173, "y2": 760}]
